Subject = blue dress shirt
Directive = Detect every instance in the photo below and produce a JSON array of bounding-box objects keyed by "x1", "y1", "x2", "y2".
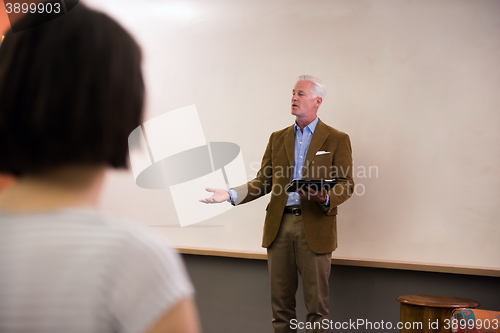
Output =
[{"x1": 286, "y1": 117, "x2": 318, "y2": 206}]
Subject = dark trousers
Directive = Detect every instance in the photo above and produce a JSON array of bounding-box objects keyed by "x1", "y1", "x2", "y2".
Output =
[{"x1": 267, "y1": 211, "x2": 332, "y2": 333}]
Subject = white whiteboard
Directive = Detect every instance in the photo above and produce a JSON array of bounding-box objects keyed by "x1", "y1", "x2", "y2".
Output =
[{"x1": 86, "y1": 0, "x2": 500, "y2": 270}]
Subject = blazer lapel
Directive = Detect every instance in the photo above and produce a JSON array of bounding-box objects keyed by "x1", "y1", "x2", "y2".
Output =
[
  {"x1": 304, "y1": 119, "x2": 329, "y2": 171},
  {"x1": 284, "y1": 125, "x2": 295, "y2": 167}
]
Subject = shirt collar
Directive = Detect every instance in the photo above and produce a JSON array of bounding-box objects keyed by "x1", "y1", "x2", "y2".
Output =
[{"x1": 294, "y1": 116, "x2": 319, "y2": 134}]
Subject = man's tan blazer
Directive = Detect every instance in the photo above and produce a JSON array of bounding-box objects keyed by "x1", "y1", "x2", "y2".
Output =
[{"x1": 233, "y1": 118, "x2": 354, "y2": 254}]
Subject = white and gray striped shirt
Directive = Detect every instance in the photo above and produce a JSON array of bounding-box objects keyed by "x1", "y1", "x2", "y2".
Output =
[{"x1": 0, "y1": 208, "x2": 193, "y2": 333}]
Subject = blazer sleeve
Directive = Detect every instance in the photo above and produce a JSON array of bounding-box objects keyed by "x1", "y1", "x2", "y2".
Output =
[
  {"x1": 326, "y1": 133, "x2": 354, "y2": 215},
  {"x1": 232, "y1": 132, "x2": 274, "y2": 205}
]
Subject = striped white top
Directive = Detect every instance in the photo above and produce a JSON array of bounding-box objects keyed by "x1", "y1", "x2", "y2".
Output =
[{"x1": 0, "y1": 208, "x2": 194, "y2": 333}]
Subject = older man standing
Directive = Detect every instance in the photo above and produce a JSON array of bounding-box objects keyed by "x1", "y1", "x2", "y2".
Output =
[{"x1": 201, "y1": 75, "x2": 354, "y2": 333}]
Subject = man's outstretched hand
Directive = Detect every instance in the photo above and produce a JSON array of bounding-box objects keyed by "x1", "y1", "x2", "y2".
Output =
[{"x1": 199, "y1": 188, "x2": 230, "y2": 204}]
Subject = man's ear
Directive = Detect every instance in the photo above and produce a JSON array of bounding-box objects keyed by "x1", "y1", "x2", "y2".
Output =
[{"x1": 316, "y1": 97, "x2": 323, "y2": 106}]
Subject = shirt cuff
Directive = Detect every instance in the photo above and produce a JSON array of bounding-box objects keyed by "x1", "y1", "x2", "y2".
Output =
[
  {"x1": 227, "y1": 189, "x2": 237, "y2": 205},
  {"x1": 321, "y1": 194, "x2": 330, "y2": 207}
]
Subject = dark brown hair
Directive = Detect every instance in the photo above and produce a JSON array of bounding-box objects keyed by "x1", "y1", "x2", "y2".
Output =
[{"x1": 0, "y1": 3, "x2": 144, "y2": 176}]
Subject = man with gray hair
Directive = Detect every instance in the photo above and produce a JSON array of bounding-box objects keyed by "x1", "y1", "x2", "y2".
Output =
[{"x1": 201, "y1": 75, "x2": 354, "y2": 333}]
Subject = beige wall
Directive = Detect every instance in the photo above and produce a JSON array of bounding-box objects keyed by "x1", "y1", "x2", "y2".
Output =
[{"x1": 83, "y1": 0, "x2": 500, "y2": 270}]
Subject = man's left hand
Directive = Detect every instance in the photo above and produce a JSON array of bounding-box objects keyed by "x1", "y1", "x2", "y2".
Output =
[{"x1": 298, "y1": 186, "x2": 328, "y2": 204}]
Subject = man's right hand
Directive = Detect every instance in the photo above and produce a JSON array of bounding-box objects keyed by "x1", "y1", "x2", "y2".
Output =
[{"x1": 199, "y1": 188, "x2": 230, "y2": 204}]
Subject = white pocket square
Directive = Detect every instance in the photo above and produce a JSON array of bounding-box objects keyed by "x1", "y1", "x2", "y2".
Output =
[{"x1": 315, "y1": 151, "x2": 330, "y2": 155}]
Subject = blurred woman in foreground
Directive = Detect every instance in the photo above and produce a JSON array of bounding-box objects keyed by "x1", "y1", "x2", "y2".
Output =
[{"x1": 0, "y1": 3, "x2": 200, "y2": 333}]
